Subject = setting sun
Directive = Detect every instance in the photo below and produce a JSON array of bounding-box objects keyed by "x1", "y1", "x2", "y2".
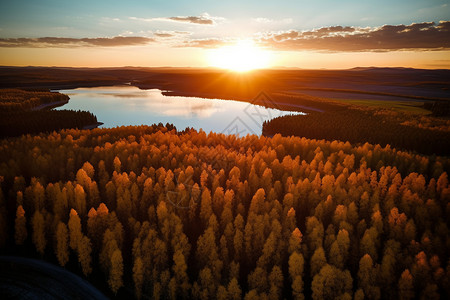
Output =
[{"x1": 207, "y1": 40, "x2": 271, "y2": 71}]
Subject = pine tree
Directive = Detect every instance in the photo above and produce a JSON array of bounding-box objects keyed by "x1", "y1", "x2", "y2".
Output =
[
  {"x1": 113, "y1": 156, "x2": 122, "y2": 173},
  {"x1": 358, "y1": 254, "x2": 380, "y2": 300},
  {"x1": 68, "y1": 209, "x2": 82, "y2": 251},
  {"x1": 311, "y1": 247, "x2": 327, "y2": 277},
  {"x1": 289, "y1": 252, "x2": 305, "y2": 300},
  {"x1": 55, "y1": 222, "x2": 69, "y2": 267},
  {"x1": 200, "y1": 188, "x2": 213, "y2": 227},
  {"x1": 74, "y1": 184, "x2": 87, "y2": 216},
  {"x1": 269, "y1": 265, "x2": 284, "y2": 300},
  {"x1": 32, "y1": 210, "x2": 46, "y2": 255},
  {"x1": 311, "y1": 264, "x2": 352, "y2": 300},
  {"x1": 133, "y1": 256, "x2": 144, "y2": 299},
  {"x1": 78, "y1": 235, "x2": 93, "y2": 276},
  {"x1": 228, "y1": 277, "x2": 242, "y2": 300},
  {"x1": 172, "y1": 249, "x2": 190, "y2": 297},
  {"x1": 14, "y1": 205, "x2": 27, "y2": 245},
  {"x1": 398, "y1": 269, "x2": 414, "y2": 300},
  {"x1": 288, "y1": 228, "x2": 303, "y2": 254},
  {"x1": 109, "y1": 249, "x2": 124, "y2": 294},
  {"x1": 82, "y1": 161, "x2": 95, "y2": 179}
]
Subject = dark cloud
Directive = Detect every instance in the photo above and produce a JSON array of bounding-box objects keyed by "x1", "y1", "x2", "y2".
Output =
[
  {"x1": 0, "y1": 36, "x2": 154, "y2": 48},
  {"x1": 168, "y1": 16, "x2": 214, "y2": 25},
  {"x1": 262, "y1": 21, "x2": 450, "y2": 51}
]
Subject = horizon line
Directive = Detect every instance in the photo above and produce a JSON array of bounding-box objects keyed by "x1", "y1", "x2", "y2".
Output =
[{"x1": 0, "y1": 65, "x2": 449, "y2": 71}]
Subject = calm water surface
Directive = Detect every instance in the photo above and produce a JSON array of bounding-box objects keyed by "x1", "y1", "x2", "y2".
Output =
[{"x1": 55, "y1": 86, "x2": 303, "y2": 135}]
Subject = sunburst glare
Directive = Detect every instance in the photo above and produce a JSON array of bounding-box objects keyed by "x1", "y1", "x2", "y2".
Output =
[{"x1": 207, "y1": 40, "x2": 272, "y2": 71}]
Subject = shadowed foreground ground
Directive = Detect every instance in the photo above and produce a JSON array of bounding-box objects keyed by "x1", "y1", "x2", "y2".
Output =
[{"x1": 0, "y1": 256, "x2": 108, "y2": 299}]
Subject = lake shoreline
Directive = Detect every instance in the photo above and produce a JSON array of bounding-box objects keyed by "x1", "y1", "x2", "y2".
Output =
[
  {"x1": 22, "y1": 81, "x2": 330, "y2": 113},
  {"x1": 54, "y1": 86, "x2": 303, "y2": 133},
  {"x1": 31, "y1": 99, "x2": 69, "y2": 111},
  {"x1": 82, "y1": 122, "x2": 104, "y2": 130}
]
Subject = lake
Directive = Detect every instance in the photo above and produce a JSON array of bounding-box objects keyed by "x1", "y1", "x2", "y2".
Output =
[{"x1": 55, "y1": 85, "x2": 303, "y2": 135}]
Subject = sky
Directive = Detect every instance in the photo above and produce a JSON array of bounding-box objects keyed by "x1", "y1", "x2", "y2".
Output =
[{"x1": 0, "y1": 0, "x2": 449, "y2": 69}]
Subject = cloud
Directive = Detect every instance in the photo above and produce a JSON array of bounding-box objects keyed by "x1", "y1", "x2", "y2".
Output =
[
  {"x1": 153, "y1": 31, "x2": 192, "y2": 38},
  {"x1": 154, "y1": 32, "x2": 175, "y2": 38},
  {"x1": 181, "y1": 38, "x2": 226, "y2": 48},
  {"x1": 0, "y1": 36, "x2": 154, "y2": 48},
  {"x1": 272, "y1": 30, "x2": 299, "y2": 41},
  {"x1": 130, "y1": 13, "x2": 220, "y2": 25},
  {"x1": 261, "y1": 21, "x2": 450, "y2": 52},
  {"x1": 254, "y1": 18, "x2": 273, "y2": 23},
  {"x1": 168, "y1": 16, "x2": 214, "y2": 25},
  {"x1": 120, "y1": 31, "x2": 134, "y2": 36},
  {"x1": 101, "y1": 17, "x2": 121, "y2": 22}
]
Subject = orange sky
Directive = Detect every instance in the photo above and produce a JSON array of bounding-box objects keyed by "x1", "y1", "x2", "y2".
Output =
[
  {"x1": 1, "y1": 46, "x2": 449, "y2": 69},
  {"x1": 1, "y1": 1, "x2": 449, "y2": 69}
]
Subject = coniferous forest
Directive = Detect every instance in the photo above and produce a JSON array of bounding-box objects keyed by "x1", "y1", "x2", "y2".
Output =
[
  {"x1": 1, "y1": 0, "x2": 450, "y2": 297},
  {"x1": 262, "y1": 100, "x2": 450, "y2": 156},
  {"x1": 0, "y1": 124, "x2": 448, "y2": 299},
  {"x1": 0, "y1": 89, "x2": 98, "y2": 138}
]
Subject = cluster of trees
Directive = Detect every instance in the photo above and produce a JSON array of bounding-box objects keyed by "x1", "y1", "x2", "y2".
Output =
[
  {"x1": 262, "y1": 108, "x2": 450, "y2": 156},
  {"x1": 399, "y1": 114, "x2": 450, "y2": 132},
  {"x1": 0, "y1": 89, "x2": 69, "y2": 112},
  {"x1": 0, "y1": 89, "x2": 98, "y2": 138},
  {"x1": 0, "y1": 124, "x2": 448, "y2": 299},
  {"x1": 0, "y1": 110, "x2": 98, "y2": 138}
]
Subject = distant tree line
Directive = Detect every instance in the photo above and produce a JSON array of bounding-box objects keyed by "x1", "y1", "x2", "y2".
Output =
[
  {"x1": 0, "y1": 89, "x2": 98, "y2": 138},
  {"x1": 0, "y1": 89, "x2": 69, "y2": 112},
  {"x1": 0, "y1": 124, "x2": 448, "y2": 299},
  {"x1": 0, "y1": 110, "x2": 98, "y2": 138},
  {"x1": 262, "y1": 108, "x2": 450, "y2": 156}
]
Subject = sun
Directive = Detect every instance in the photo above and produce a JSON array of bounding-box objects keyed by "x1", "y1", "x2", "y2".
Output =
[{"x1": 207, "y1": 40, "x2": 271, "y2": 72}]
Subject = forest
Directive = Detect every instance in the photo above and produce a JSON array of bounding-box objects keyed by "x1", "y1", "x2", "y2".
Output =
[
  {"x1": 0, "y1": 89, "x2": 69, "y2": 112},
  {"x1": 0, "y1": 89, "x2": 99, "y2": 138},
  {"x1": 263, "y1": 100, "x2": 450, "y2": 157},
  {"x1": 0, "y1": 124, "x2": 448, "y2": 299}
]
